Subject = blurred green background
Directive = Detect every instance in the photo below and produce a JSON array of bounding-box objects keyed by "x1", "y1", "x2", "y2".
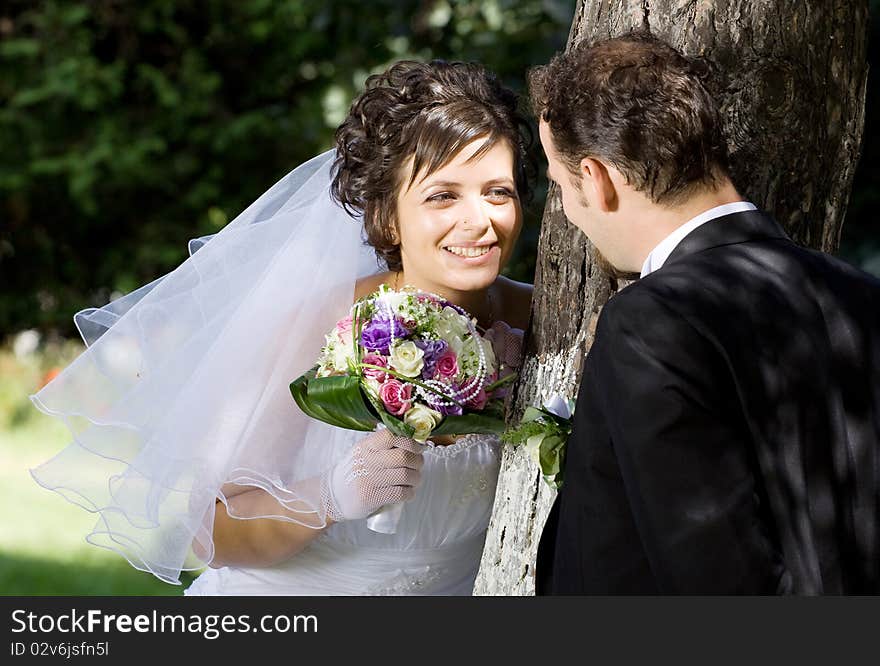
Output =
[{"x1": 0, "y1": 1, "x2": 876, "y2": 594}]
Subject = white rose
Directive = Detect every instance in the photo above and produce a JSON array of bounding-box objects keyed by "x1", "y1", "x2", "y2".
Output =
[
  {"x1": 459, "y1": 334, "x2": 493, "y2": 374},
  {"x1": 332, "y1": 339, "x2": 357, "y2": 371},
  {"x1": 379, "y1": 290, "x2": 410, "y2": 313},
  {"x1": 403, "y1": 404, "x2": 443, "y2": 443},
  {"x1": 524, "y1": 433, "x2": 543, "y2": 467},
  {"x1": 447, "y1": 334, "x2": 465, "y2": 356},
  {"x1": 480, "y1": 335, "x2": 497, "y2": 370},
  {"x1": 389, "y1": 340, "x2": 425, "y2": 377},
  {"x1": 437, "y1": 306, "x2": 470, "y2": 340}
]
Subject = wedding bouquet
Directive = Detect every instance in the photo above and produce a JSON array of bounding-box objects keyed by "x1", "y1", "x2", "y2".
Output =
[
  {"x1": 290, "y1": 284, "x2": 514, "y2": 443},
  {"x1": 293, "y1": 281, "x2": 517, "y2": 424},
  {"x1": 290, "y1": 284, "x2": 515, "y2": 532}
]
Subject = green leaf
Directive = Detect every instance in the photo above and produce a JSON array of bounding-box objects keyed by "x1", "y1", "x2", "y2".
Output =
[
  {"x1": 431, "y1": 412, "x2": 507, "y2": 437},
  {"x1": 483, "y1": 372, "x2": 517, "y2": 393},
  {"x1": 520, "y1": 406, "x2": 547, "y2": 423},
  {"x1": 289, "y1": 367, "x2": 376, "y2": 432},
  {"x1": 539, "y1": 434, "x2": 563, "y2": 475},
  {"x1": 501, "y1": 419, "x2": 546, "y2": 445}
]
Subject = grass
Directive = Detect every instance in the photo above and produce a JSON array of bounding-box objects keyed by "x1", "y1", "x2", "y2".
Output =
[{"x1": 0, "y1": 343, "x2": 199, "y2": 595}]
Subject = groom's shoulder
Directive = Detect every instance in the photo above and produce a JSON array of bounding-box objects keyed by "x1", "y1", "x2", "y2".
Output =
[
  {"x1": 594, "y1": 276, "x2": 714, "y2": 351},
  {"x1": 599, "y1": 280, "x2": 676, "y2": 332}
]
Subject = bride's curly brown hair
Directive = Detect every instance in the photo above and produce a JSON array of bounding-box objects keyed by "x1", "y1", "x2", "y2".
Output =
[{"x1": 331, "y1": 60, "x2": 533, "y2": 273}]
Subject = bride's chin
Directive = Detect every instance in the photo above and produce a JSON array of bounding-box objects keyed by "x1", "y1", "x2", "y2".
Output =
[{"x1": 443, "y1": 274, "x2": 498, "y2": 294}]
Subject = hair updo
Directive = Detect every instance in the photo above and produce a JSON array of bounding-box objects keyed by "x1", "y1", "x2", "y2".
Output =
[{"x1": 330, "y1": 60, "x2": 533, "y2": 272}]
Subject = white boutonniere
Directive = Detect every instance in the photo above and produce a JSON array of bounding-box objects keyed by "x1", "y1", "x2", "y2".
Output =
[{"x1": 502, "y1": 393, "x2": 574, "y2": 490}]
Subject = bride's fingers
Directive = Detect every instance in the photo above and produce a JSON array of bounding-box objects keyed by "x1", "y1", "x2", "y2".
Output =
[
  {"x1": 363, "y1": 428, "x2": 401, "y2": 451},
  {"x1": 391, "y1": 438, "x2": 427, "y2": 455},
  {"x1": 362, "y1": 430, "x2": 425, "y2": 456},
  {"x1": 375, "y1": 447, "x2": 424, "y2": 470},
  {"x1": 376, "y1": 467, "x2": 422, "y2": 488}
]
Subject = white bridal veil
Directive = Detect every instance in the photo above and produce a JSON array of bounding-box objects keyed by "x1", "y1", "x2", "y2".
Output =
[{"x1": 30, "y1": 150, "x2": 383, "y2": 584}]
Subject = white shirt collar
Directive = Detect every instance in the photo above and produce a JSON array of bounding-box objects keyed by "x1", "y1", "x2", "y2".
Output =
[{"x1": 639, "y1": 201, "x2": 757, "y2": 278}]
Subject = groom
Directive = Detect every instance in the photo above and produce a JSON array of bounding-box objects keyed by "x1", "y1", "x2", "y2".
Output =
[{"x1": 532, "y1": 31, "x2": 880, "y2": 594}]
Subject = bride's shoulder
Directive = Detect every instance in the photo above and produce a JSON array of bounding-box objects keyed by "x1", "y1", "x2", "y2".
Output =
[
  {"x1": 496, "y1": 276, "x2": 533, "y2": 330},
  {"x1": 354, "y1": 272, "x2": 394, "y2": 303}
]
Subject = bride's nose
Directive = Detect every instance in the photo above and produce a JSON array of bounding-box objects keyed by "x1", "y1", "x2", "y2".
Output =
[{"x1": 458, "y1": 196, "x2": 492, "y2": 234}]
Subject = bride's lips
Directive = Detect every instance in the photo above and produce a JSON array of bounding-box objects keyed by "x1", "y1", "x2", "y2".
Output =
[{"x1": 441, "y1": 243, "x2": 500, "y2": 266}]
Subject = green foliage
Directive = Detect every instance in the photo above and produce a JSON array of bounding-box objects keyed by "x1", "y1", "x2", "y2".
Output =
[
  {"x1": 502, "y1": 403, "x2": 572, "y2": 489},
  {"x1": 0, "y1": 0, "x2": 573, "y2": 337},
  {"x1": 290, "y1": 367, "x2": 381, "y2": 432}
]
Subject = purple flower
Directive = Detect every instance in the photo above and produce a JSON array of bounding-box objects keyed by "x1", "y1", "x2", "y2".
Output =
[
  {"x1": 415, "y1": 339, "x2": 448, "y2": 378},
  {"x1": 360, "y1": 316, "x2": 409, "y2": 355}
]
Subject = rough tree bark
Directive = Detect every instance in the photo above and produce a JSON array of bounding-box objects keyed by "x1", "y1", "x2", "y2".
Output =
[{"x1": 474, "y1": 0, "x2": 870, "y2": 596}]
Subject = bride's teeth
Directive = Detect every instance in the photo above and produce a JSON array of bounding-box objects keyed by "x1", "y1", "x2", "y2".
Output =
[{"x1": 444, "y1": 246, "x2": 491, "y2": 257}]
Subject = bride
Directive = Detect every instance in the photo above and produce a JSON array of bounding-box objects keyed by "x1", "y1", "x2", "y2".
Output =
[{"x1": 30, "y1": 59, "x2": 533, "y2": 595}]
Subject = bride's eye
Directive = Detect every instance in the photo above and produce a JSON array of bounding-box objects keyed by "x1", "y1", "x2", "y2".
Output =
[
  {"x1": 486, "y1": 187, "x2": 515, "y2": 203},
  {"x1": 426, "y1": 192, "x2": 456, "y2": 206}
]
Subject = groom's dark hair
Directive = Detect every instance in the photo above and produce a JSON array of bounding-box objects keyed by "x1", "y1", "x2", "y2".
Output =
[{"x1": 529, "y1": 31, "x2": 730, "y2": 205}]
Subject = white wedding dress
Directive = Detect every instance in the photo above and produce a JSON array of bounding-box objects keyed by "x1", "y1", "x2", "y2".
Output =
[{"x1": 184, "y1": 433, "x2": 501, "y2": 596}]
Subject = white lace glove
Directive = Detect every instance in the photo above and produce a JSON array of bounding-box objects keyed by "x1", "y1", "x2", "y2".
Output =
[
  {"x1": 485, "y1": 320, "x2": 524, "y2": 374},
  {"x1": 320, "y1": 429, "x2": 425, "y2": 523},
  {"x1": 484, "y1": 321, "x2": 524, "y2": 399}
]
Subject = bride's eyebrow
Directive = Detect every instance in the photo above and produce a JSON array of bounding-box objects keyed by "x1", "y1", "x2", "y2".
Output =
[
  {"x1": 421, "y1": 180, "x2": 461, "y2": 191},
  {"x1": 419, "y1": 176, "x2": 515, "y2": 194},
  {"x1": 484, "y1": 177, "x2": 515, "y2": 187}
]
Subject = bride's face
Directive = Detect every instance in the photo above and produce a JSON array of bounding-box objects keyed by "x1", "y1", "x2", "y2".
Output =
[{"x1": 395, "y1": 138, "x2": 522, "y2": 295}]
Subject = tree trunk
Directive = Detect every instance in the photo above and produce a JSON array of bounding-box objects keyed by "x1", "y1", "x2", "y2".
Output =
[{"x1": 474, "y1": 0, "x2": 870, "y2": 596}]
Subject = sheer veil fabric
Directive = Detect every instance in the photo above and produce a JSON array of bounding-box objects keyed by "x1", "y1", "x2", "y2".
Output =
[{"x1": 30, "y1": 150, "x2": 385, "y2": 584}]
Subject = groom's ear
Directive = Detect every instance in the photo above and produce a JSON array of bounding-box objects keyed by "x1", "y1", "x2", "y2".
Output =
[{"x1": 579, "y1": 157, "x2": 618, "y2": 213}]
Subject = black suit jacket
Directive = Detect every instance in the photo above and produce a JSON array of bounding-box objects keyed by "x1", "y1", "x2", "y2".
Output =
[{"x1": 536, "y1": 210, "x2": 880, "y2": 594}]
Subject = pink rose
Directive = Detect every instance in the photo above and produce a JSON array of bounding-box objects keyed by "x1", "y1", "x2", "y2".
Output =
[
  {"x1": 465, "y1": 387, "x2": 488, "y2": 411},
  {"x1": 362, "y1": 353, "x2": 388, "y2": 382},
  {"x1": 379, "y1": 379, "x2": 412, "y2": 416},
  {"x1": 435, "y1": 351, "x2": 458, "y2": 379},
  {"x1": 336, "y1": 315, "x2": 353, "y2": 345}
]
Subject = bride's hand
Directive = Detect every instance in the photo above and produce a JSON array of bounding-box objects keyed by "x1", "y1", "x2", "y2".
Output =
[
  {"x1": 320, "y1": 429, "x2": 425, "y2": 523},
  {"x1": 485, "y1": 320, "x2": 524, "y2": 377}
]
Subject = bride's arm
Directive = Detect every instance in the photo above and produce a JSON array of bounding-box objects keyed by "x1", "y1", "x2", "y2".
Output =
[
  {"x1": 205, "y1": 485, "x2": 334, "y2": 569},
  {"x1": 198, "y1": 429, "x2": 424, "y2": 569}
]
